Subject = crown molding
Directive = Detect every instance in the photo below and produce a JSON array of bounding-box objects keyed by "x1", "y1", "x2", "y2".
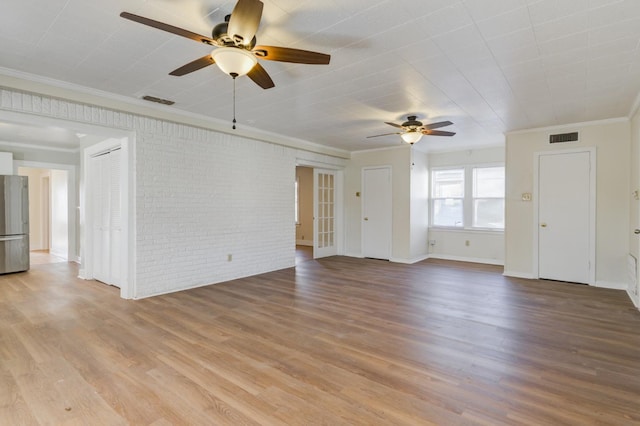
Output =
[
  {"x1": 506, "y1": 117, "x2": 629, "y2": 136},
  {"x1": 0, "y1": 68, "x2": 351, "y2": 159}
]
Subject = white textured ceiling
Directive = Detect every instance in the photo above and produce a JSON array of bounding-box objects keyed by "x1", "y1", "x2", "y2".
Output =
[{"x1": 1, "y1": 0, "x2": 640, "y2": 152}]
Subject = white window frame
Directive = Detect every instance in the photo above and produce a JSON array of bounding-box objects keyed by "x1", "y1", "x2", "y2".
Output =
[{"x1": 430, "y1": 163, "x2": 505, "y2": 231}]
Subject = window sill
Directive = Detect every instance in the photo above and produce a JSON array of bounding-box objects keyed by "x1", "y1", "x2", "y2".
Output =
[{"x1": 429, "y1": 226, "x2": 504, "y2": 235}]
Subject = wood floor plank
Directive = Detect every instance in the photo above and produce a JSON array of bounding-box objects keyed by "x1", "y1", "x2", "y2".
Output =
[{"x1": 0, "y1": 257, "x2": 639, "y2": 424}]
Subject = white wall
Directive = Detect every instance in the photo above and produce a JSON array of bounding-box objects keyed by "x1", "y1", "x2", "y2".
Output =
[
  {"x1": 50, "y1": 169, "x2": 68, "y2": 259},
  {"x1": 505, "y1": 119, "x2": 630, "y2": 288},
  {"x1": 135, "y1": 128, "x2": 300, "y2": 297},
  {"x1": 1, "y1": 85, "x2": 347, "y2": 299},
  {"x1": 410, "y1": 149, "x2": 430, "y2": 262},
  {"x1": 345, "y1": 145, "x2": 414, "y2": 262},
  {"x1": 18, "y1": 167, "x2": 47, "y2": 250},
  {"x1": 427, "y1": 147, "x2": 505, "y2": 265}
]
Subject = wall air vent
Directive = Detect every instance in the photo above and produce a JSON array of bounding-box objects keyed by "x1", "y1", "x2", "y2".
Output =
[
  {"x1": 549, "y1": 132, "x2": 579, "y2": 144},
  {"x1": 142, "y1": 95, "x2": 175, "y2": 106}
]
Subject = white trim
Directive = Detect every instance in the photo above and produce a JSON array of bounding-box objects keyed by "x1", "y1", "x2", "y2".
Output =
[
  {"x1": 390, "y1": 254, "x2": 430, "y2": 264},
  {"x1": 83, "y1": 135, "x2": 135, "y2": 299},
  {"x1": 627, "y1": 289, "x2": 639, "y2": 309},
  {"x1": 503, "y1": 270, "x2": 535, "y2": 279},
  {"x1": 0, "y1": 140, "x2": 79, "y2": 153},
  {"x1": 352, "y1": 144, "x2": 408, "y2": 155},
  {"x1": 428, "y1": 226, "x2": 504, "y2": 235},
  {"x1": 345, "y1": 251, "x2": 364, "y2": 258},
  {"x1": 594, "y1": 281, "x2": 626, "y2": 290},
  {"x1": 428, "y1": 254, "x2": 504, "y2": 266},
  {"x1": 533, "y1": 147, "x2": 597, "y2": 285},
  {"x1": 507, "y1": 117, "x2": 627, "y2": 136},
  {"x1": 629, "y1": 90, "x2": 640, "y2": 119}
]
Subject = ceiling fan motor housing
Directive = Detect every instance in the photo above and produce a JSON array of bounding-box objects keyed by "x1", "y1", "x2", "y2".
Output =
[
  {"x1": 402, "y1": 116, "x2": 422, "y2": 128},
  {"x1": 212, "y1": 20, "x2": 257, "y2": 49}
]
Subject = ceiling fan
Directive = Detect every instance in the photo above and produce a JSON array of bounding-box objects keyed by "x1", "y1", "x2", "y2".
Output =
[
  {"x1": 367, "y1": 116, "x2": 456, "y2": 144},
  {"x1": 120, "y1": 0, "x2": 331, "y2": 90}
]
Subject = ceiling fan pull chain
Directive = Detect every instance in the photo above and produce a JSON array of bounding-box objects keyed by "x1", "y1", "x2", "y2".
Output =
[{"x1": 232, "y1": 75, "x2": 237, "y2": 130}]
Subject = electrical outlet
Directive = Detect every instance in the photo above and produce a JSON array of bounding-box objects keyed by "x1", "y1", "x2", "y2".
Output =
[
  {"x1": 227, "y1": 254, "x2": 232, "y2": 262},
  {"x1": 465, "y1": 240, "x2": 470, "y2": 247}
]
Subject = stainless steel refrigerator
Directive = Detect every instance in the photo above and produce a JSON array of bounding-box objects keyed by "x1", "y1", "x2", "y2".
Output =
[{"x1": 0, "y1": 175, "x2": 29, "y2": 274}]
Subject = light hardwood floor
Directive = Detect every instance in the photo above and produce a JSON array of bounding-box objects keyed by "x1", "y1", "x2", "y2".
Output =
[{"x1": 1, "y1": 256, "x2": 640, "y2": 425}]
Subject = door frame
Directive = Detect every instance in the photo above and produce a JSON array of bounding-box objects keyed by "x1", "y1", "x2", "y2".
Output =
[
  {"x1": 14, "y1": 161, "x2": 77, "y2": 262},
  {"x1": 82, "y1": 136, "x2": 134, "y2": 299},
  {"x1": 361, "y1": 165, "x2": 392, "y2": 260},
  {"x1": 533, "y1": 147, "x2": 596, "y2": 285},
  {"x1": 295, "y1": 159, "x2": 344, "y2": 259}
]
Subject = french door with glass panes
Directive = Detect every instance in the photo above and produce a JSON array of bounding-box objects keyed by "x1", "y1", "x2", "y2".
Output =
[{"x1": 313, "y1": 169, "x2": 337, "y2": 258}]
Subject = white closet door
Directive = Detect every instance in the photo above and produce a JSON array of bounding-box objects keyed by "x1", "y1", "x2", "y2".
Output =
[
  {"x1": 538, "y1": 151, "x2": 593, "y2": 284},
  {"x1": 90, "y1": 148, "x2": 122, "y2": 287},
  {"x1": 362, "y1": 167, "x2": 392, "y2": 260},
  {"x1": 109, "y1": 149, "x2": 122, "y2": 285}
]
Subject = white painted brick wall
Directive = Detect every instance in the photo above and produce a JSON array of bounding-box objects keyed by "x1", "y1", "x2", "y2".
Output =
[
  {"x1": 135, "y1": 129, "x2": 297, "y2": 297},
  {"x1": 0, "y1": 86, "x2": 347, "y2": 298}
]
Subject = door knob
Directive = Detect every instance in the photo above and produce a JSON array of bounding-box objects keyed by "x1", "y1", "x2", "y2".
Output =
[
  {"x1": 364, "y1": 217, "x2": 368, "y2": 221},
  {"x1": 540, "y1": 223, "x2": 547, "y2": 228},
  {"x1": 635, "y1": 229, "x2": 640, "y2": 235}
]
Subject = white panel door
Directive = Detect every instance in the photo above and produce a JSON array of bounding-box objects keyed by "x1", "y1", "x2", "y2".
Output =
[
  {"x1": 538, "y1": 151, "x2": 592, "y2": 284},
  {"x1": 314, "y1": 169, "x2": 337, "y2": 258},
  {"x1": 90, "y1": 148, "x2": 122, "y2": 287},
  {"x1": 362, "y1": 167, "x2": 392, "y2": 260}
]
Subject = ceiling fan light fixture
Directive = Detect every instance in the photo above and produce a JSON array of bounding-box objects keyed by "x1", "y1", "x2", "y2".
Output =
[
  {"x1": 211, "y1": 47, "x2": 257, "y2": 77},
  {"x1": 401, "y1": 131, "x2": 423, "y2": 144}
]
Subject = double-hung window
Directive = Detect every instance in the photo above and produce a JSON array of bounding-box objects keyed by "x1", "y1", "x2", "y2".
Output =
[
  {"x1": 432, "y1": 169, "x2": 465, "y2": 227},
  {"x1": 431, "y1": 165, "x2": 505, "y2": 230}
]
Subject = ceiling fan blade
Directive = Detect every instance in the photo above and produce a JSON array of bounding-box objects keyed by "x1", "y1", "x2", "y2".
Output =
[
  {"x1": 253, "y1": 46, "x2": 330, "y2": 64},
  {"x1": 120, "y1": 12, "x2": 217, "y2": 46},
  {"x1": 247, "y1": 62, "x2": 274, "y2": 89},
  {"x1": 366, "y1": 132, "x2": 401, "y2": 138},
  {"x1": 423, "y1": 130, "x2": 456, "y2": 137},
  {"x1": 169, "y1": 55, "x2": 215, "y2": 76},
  {"x1": 227, "y1": 0, "x2": 263, "y2": 46},
  {"x1": 384, "y1": 122, "x2": 403, "y2": 129},
  {"x1": 423, "y1": 120, "x2": 453, "y2": 130}
]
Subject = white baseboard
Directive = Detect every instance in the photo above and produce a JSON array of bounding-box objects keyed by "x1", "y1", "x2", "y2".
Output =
[
  {"x1": 296, "y1": 240, "x2": 313, "y2": 247},
  {"x1": 594, "y1": 280, "x2": 626, "y2": 290},
  {"x1": 429, "y1": 253, "x2": 504, "y2": 266},
  {"x1": 390, "y1": 254, "x2": 430, "y2": 264},
  {"x1": 503, "y1": 270, "x2": 535, "y2": 279},
  {"x1": 78, "y1": 269, "x2": 87, "y2": 279},
  {"x1": 345, "y1": 252, "x2": 364, "y2": 258}
]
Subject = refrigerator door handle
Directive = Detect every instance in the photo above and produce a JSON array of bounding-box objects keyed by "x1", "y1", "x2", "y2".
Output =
[{"x1": 0, "y1": 235, "x2": 25, "y2": 242}]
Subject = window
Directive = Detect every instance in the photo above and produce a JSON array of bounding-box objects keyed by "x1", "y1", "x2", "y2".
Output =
[
  {"x1": 432, "y1": 169, "x2": 464, "y2": 227},
  {"x1": 431, "y1": 165, "x2": 505, "y2": 230},
  {"x1": 473, "y1": 167, "x2": 504, "y2": 229}
]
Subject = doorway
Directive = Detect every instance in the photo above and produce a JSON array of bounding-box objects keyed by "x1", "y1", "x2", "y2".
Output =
[
  {"x1": 18, "y1": 166, "x2": 71, "y2": 265},
  {"x1": 295, "y1": 163, "x2": 343, "y2": 262},
  {"x1": 534, "y1": 149, "x2": 596, "y2": 284}
]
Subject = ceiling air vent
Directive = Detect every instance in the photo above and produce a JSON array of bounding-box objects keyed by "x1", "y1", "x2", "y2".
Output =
[
  {"x1": 142, "y1": 95, "x2": 175, "y2": 106},
  {"x1": 549, "y1": 132, "x2": 578, "y2": 144}
]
